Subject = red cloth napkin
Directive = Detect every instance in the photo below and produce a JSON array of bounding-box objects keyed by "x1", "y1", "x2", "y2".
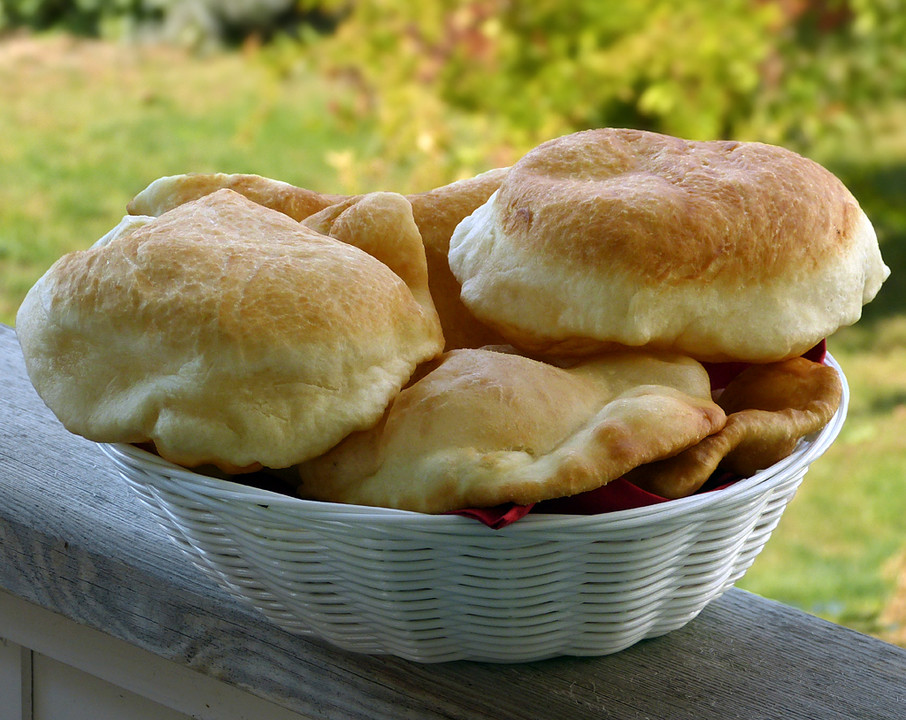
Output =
[{"x1": 452, "y1": 341, "x2": 827, "y2": 528}]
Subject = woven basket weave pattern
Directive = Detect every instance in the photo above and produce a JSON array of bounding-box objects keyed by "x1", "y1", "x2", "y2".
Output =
[{"x1": 102, "y1": 355, "x2": 847, "y2": 663}]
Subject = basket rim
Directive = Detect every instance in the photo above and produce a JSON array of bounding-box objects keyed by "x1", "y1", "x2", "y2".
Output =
[{"x1": 100, "y1": 353, "x2": 848, "y2": 533}]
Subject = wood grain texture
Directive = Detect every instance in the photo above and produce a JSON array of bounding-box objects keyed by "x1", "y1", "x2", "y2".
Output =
[{"x1": 1, "y1": 322, "x2": 904, "y2": 719}]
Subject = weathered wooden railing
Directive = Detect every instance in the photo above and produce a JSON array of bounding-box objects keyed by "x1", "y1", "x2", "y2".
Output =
[{"x1": 1, "y1": 323, "x2": 903, "y2": 719}]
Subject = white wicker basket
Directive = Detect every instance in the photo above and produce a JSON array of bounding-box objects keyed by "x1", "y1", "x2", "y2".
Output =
[{"x1": 101, "y1": 355, "x2": 848, "y2": 663}]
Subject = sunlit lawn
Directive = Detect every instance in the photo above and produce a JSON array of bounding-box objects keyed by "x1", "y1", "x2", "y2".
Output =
[
  {"x1": 738, "y1": 338, "x2": 906, "y2": 643},
  {"x1": 0, "y1": 33, "x2": 386, "y2": 322},
  {"x1": 2, "y1": 33, "x2": 904, "y2": 647}
]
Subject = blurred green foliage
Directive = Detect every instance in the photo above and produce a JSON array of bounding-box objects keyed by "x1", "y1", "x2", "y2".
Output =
[
  {"x1": 0, "y1": 0, "x2": 313, "y2": 47},
  {"x1": 290, "y1": 0, "x2": 906, "y2": 186},
  {"x1": 0, "y1": 0, "x2": 149, "y2": 36},
  {"x1": 4, "y1": 0, "x2": 906, "y2": 182}
]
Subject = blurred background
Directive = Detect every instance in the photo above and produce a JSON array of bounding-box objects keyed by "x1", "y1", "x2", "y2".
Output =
[{"x1": 0, "y1": 0, "x2": 903, "y2": 646}]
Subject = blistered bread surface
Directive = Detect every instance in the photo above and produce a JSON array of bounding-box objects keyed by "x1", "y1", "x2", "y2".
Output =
[
  {"x1": 16, "y1": 189, "x2": 444, "y2": 469},
  {"x1": 296, "y1": 347, "x2": 726, "y2": 513},
  {"x1": 449, "y1": 128, "x2": 890, "y2": 362}
]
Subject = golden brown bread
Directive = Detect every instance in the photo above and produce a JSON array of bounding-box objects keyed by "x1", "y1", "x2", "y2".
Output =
[
  {"x1": 127, "y1": 169, "x2": 509, "y2": 351},
  {"x1": 126, "y1": 172, "x2": 346, "y2": 220},
  {"x1": 449, "y1": 128, "x2": 890, "y2": 362},
  {"x1": 16, "y1": 189, "x2": 444, "y2": 470},
  {"x1": 24, "y1": 133, "x2": 864, "y2": 513},
  {"x1": 407, "y1": 169, "x2": 510, "y2": 350},
  {"x1": 626, "y1": 357, "x2": 843, "y2": 498},
  {"x1": 295, "y1": 347, "x2": 726, "y2": 513},
  {"x1": 301, "y1": 191, "x2": 440, "y2": 323}
]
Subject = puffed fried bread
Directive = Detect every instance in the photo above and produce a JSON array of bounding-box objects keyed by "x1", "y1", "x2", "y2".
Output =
[
  {"x1": 128, "y1": 169, "x2": 509, "y2": 350},
  {"x1": 16, "y1": 189, "x2": 444, "y2": 471},
  {"x1": 626, "y1": 357, "x2": 842, "y2": 498},
  {"x1": 127, "y1": 172, "x2": 345, "y2": 221},
  {"x1": 449, "y1": 128, "x2": 889, "y2": 362},
  {"x1": 295, "y1": 347, "x2": 726, "y2": 513}
]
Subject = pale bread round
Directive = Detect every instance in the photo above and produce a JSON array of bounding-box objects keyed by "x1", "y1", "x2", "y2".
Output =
[
  {"x1": 449, "y1": 128, "x2": 890, "y2": 362},
  {"x1": 407, "y1": 168, "x2": 510, "y2": 350},
  {"x1": 295, "y1": 347, "x2": 726, "y2": 513},
  {"x1": 626, "y1": 356, "x2": 843, "y2": 498},
  {"x1": 128, "y1": 169, "x2": 509, "y2": 351},
  {"x1": 301, "y1": 191, "x2": 441, "y2": 325},
  {"x1": 16, "y1": 189, "x2": 444, "y2": 470},
  {"x1": 127, "y1": 172, "x2": 345, "y2": 221}
]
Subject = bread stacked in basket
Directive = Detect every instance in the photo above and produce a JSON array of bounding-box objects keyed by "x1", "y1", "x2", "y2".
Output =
[{"x1": 16, "y1": 128, "x2": 889, "y2": 513}]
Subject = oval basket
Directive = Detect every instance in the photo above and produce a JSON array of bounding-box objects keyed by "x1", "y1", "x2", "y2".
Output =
[{"x1": 100, "y1": 354, "x2": 849, "y2": 663}]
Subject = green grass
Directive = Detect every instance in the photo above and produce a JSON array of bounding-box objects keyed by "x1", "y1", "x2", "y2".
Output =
[
  {"x1": 0, "y1": 33, "x2": 390, "y2": 322},
  {"x1": 2, "y1": 33, "x2": 905, "y2": 647}
]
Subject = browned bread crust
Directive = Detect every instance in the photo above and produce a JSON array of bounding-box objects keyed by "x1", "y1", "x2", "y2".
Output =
[
  {"x1": 296, "y1": 347, "x2": 725, "y2": 513},
  {"x1": 17, "y1": 189, "x2": 444, "y2": 470},
  {"x1": 449, "y1": 128, "x2": 889, "y2": 362}
]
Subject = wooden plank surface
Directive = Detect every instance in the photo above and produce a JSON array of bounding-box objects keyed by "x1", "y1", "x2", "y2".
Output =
[{"x1": 1, "y1": 322, "x2": 905, "y2": 719}]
